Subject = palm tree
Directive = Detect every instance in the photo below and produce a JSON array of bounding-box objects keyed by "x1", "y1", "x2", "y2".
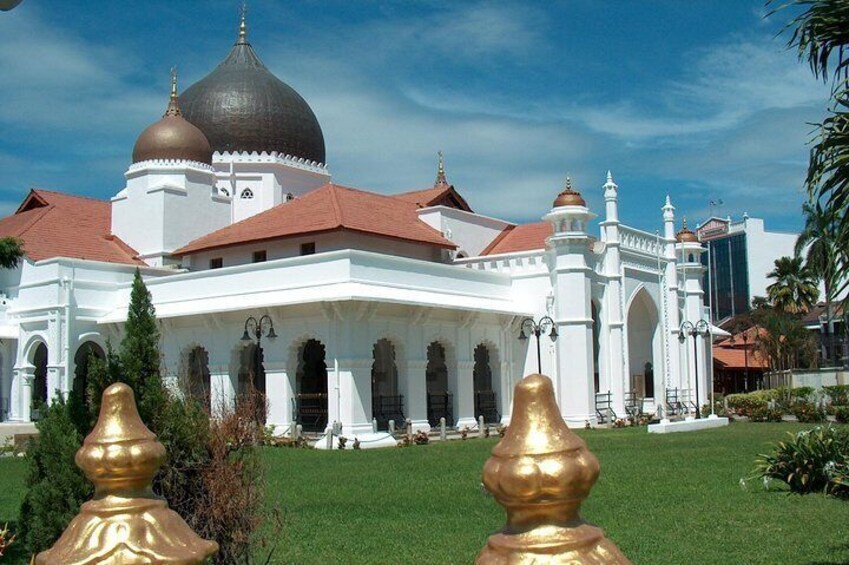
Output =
[
  {"x1": 766, "y1": 256, "x2": 819, "y2": 314},
  {"x1": 772, "y1": 1, "x2": 849, "y2": 303},
  {"x1": 795, "y1": 201, "x2": 842, "y2": 361},
  {"x1": 0, "y1": 236, "x2": 24, "y2": 269}
]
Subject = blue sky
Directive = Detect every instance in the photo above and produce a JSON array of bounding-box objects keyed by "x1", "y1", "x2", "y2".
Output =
[{"x1": 0, "y1": 1, "x2": 829, "y2": 234}]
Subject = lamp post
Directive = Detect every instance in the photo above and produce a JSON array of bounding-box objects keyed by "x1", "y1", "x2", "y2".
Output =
[
  {"x1": 518, "y1": 316, "x2": 558, "y2": 375},
  {"x1": 679, "y1": 319, "x2": 710, "y2": 419},
  {"x1": 240, "y1": 314, "x2": 277, "y2": 394}
]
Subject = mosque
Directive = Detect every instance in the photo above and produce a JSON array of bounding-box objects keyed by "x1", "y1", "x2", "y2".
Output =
[{"x1": 0, "y1": 15, "x2": 712, "y2": 438}]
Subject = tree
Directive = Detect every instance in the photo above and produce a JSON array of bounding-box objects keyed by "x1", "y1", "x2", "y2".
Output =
[
  {"x1": 766, "y1": 256, "x2": 819, "y2": 314},
  {"x1": 795, "y1": 201, "x2": 843, "y2": 361},
  {"x1": 774, "y1": 1, "x2": 849, "y2": 301},
  {"x1": 0, "y1": 236, "x2": 24, "y2": 269},
  {"x1": 752, "y1": 307, "x2": 819, "y2": 372}
]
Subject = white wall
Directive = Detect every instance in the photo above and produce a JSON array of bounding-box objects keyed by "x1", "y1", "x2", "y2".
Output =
[
  {"x1": 743, "y1": 217, "x2": 798, "y2": 301},
  {"x1": 418, "y1": 207, "x2": 512, "y2": 258}
]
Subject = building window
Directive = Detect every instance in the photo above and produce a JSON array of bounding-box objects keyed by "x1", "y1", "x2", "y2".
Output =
[
  {"x1": 240, "y1": 188, "x2": 254, "y2": 199},
  {"x1": 219, "y1": 186, "x2": 230, "y2": 197},
  {"x1": 252, "y1": 250, "x2": 267, "y2": 263},
  {"x1": 209, "y1": 257, "x2": 223, "y2": 269},
  {"x1": 300, "y1": 242, "x2": 316, "y2": 256},
  {"x1": 285, "y1": 192, "x2": 295, "y2": 202}
]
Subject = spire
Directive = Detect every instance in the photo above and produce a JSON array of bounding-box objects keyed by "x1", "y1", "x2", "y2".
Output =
[
  {"x1": 237, "y1": 1, "x2": 248, "y2": 45},
  {"x1": 435, "y1": 150, "x2": 447, "y2": 185},
  {"x1": 606, "y1": 170, "x2": 613, "y2": 184},
  {"x1": 164, "y1": 67, "x2": 182, "y2": 117}
]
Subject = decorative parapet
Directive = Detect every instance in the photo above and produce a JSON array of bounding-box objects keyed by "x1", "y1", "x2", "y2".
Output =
[
  {"x1": 477, "y1": 374, "x2": 631, "y2": 564},
  {"x1": 619, "y1": 225, "x2": 662, "y2": 257},
  {"x1": 214, "y1": 150, "x2": 330, "y2": 173},
  {"x1": 456, "y1": 251, "x2": 548, "y2": 275},
  {"x1": 35, "y1": 383, "x2": 218, "y2": 564},
  {"x1": 126, "y1": 158, "x2": 216, "y2": 173}
]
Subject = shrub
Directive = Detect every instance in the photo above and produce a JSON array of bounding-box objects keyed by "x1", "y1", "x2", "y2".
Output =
[
  {"x1": 18, "y1": 396, "x2": 92, "y2": 556},
  {"x1": 748, "y1": 404, "x2": 784, "y2": 423},
  {"x1": 834, "y1": 406, "x2": 849, "y2": 424},
  {"x1": 824, "y1": 385, "x2": 849, "y2": 406},
  {"x1": 755, "y1": 426, "x2": 849, "y2": 498},
  {"x1": 791, "y1": 401, "x2": 827, "y2": 423}
]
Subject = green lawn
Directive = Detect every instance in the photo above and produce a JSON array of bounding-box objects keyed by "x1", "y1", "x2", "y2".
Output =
[{"x1": 1, "y1": 423, "x2": 848, "y2": 564}]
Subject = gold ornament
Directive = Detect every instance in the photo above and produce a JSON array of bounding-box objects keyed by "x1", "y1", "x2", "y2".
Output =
[
  {"x1": 35, "y1": 383, "x2": 218, "y2": 564},
  {"x1": 476, "y1": 374, "x2": 631, "y2": 564}
]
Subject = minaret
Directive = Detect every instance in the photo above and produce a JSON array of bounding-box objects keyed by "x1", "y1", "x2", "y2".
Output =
[
  {"x1": 435, "y1": 150, "x2": 447, "y2": 186},
  {"x1": 544, "y1": 177, "x2": 597, "y2": 425},
  {"x1": 662, "y1": 196, "x2": 682, "y2": 392},
  {"x1": 676, "y1": 218, "x2": 708, "y2": 407},
  {"x1": 599, "y1": 172, "x2": 626, "y2": 416}
]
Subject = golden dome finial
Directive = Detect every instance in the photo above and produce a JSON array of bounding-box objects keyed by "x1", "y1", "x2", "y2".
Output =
[
  {"x1": 476, "y1": 374, "x2": 631, "y2": 564},
  {"x1": 553, "y1": 175, "x2": 586, "y2": 208},
  {"x1": 164, "y1": 66, "x2": 182, "y2": 117},
  {"x1": 435, "y1": 150, "x2": 447, "y2": 185},
  {"x1": 35, "y1": 383, "x2": 218, "y2": 564},
  {"x1": 238, "y1": 1, "x2": 248, "y2": 44},
  {"x1": 676, "y1": 216, "x2": 699, "y2": 243}
]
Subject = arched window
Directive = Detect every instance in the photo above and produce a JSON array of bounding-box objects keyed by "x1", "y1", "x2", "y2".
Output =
[
  {"x1": 240, "y1": 188, "x2": 254, "y2": 199},
  {"x1": 219, "y1": 186, "x2": 230, "y2": 197}
]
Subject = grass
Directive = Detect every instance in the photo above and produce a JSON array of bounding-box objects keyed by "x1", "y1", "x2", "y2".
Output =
[{"x1": 1, "y1": 423, "x2": 848, "y2": 564}]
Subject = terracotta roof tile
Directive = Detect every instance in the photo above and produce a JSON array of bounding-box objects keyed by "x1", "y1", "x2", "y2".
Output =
[
  {"x1": 482, "y1": 222, "x2": 552, "y2": 255},
  {"x1": 393, "y1": 184, "x2": 473, "y2": 212},
  {"x1": 712, "y1": 345, "x2": 768, "y2": 370},
  {"x1": 175, "y1": 183, "x2": 456, "y2": 255},
  {"x1": 0, "y1": 189, "x2": 142, "y2": 265}
]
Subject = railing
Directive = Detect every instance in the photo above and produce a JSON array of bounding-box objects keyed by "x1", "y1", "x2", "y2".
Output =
[
  {"x1": 474, "y1": 390, "x2": 500, "y2": 424},
  {"x1": 594, "y1": 391, "x2": 615, "y2": 423},
  {"x1": 293, "y1": 393, "x2": 328, "y2": 432},
  {"x1": 619, "y1": 225, "x2": 662, "y2": 256},
  {"x1": 427, "y1": 392, "x2": 454, "y2": 427},
  {"x1": 373, "y1": 394, "x2": 405, "y2": 431},
  {"x1": 624, "y1": 391, "x2": 642, "y2": 418}
]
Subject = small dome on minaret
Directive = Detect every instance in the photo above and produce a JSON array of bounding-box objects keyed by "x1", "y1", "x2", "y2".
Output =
[
  {"x1": 132, "y1": 69, "x2": 213, "y2": 165},
  {"x1": 675, "y1": 217, "x2": 699, "y2": 243},
  {"x1": 553, "y1": 177, "x2": 586, "y2": 207}
]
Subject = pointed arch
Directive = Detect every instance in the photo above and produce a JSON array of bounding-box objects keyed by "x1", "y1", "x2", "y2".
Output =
[
  {"x1": 290, "y1": 336, "x2": 328, "y2": 432},
  {"x1": 181, "y1": 344, "x2": 211, "y2": 409},
  {"x1": 473, "y1": 340, "x2": 501, "y2": 423},
  {"x1": 626, "y1": 286, "x2": 661, "y2": 401},
  {"x1": 73, "y1": 341, "x2": 105, "y2": 402},
  {"x1": 426, "y1": 338, "x2": 456, "y2": 427}
]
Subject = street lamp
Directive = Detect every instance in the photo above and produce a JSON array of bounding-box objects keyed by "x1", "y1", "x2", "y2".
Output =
[
  {"x1": 742, "y1": 330, "x2": 750, "y2": 393},
  {"x1": 240, "y1": 314, "x2": 277, "y2": 395},
  {"x1": 518, "y1": 316, "x2": 558, "y2": 374},
  {"x1": 679, "y1": 319, "x2": 710, "y2": 419}
]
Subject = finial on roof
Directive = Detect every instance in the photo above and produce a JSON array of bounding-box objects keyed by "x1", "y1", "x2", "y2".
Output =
[
  {"x1": 682, "y1": 217, "x2": 688, "y2": 229},
  {"x1": 665, "y1": 194, "x2": 672, "y2": 207},
  {"x1": 435, "y1": 150, "x2": 447, "y2": 185},
  {"x1": 164, "y1": 67, "x2": 182, "y2": 117},
  {"x1": 606, "y1": 170, "x2": 613, "y2": 183},
  {"x1": 237, "y1": 1, "x2": 248, "y2": 44},
  {"x1": 565, "y1": 176, "x2": 572, "y2": 191}
]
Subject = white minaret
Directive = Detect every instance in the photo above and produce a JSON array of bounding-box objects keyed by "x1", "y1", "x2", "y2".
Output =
[
  {"x1": 544, "y1": 178, "x2": 597, "y2": 425},
  {"x1": 675, "y1": 218, "x2": 709, "y2": 408},
  {"x1": 662, "y1": 196, "x2": 682, "y2": 394},
  {"x1": 599, "y1": 171, "x2": 626, "y2": 416}
]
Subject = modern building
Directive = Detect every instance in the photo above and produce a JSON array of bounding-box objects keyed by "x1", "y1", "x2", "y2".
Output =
[
  {"x1": 0, "y1": 15, "x2": 711, "y2": 440},
  {"x1": 697, "y1": 215, "x2": 797, "y2": 322}
]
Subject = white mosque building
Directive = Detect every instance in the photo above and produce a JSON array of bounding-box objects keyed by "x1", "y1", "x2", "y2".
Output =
[{"x1": 0, "y1": 16, "x2": 711, "y2": 438}]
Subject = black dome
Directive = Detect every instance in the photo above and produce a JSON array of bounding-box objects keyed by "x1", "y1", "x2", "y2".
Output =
[{"x1": 179, "y1": 37, "x2": 325, "y2": 164}]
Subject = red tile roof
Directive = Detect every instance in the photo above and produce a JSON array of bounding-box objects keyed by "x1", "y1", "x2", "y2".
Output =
[
  {"x1": 175, "y1": 183, "x2": 456, "y2": 255},
  {"x1": 0, "y1": 189, "x2": 142, "y2": 265},
  {"x1": 712, "y1": 345, "x2": 768, "y2": 370},
  {"x1": 393, "y1": 183, "x2": 473, "y2": 212},
  {"x1": 481, "y1": 222, "x2": 552, "y2": 255}
]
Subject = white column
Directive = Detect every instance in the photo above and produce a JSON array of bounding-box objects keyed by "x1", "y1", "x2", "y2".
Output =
[
  {"x1": 663, "y1": 197, "x2": 682, "y2": 394},
  {"x1": 404, "y1": 360, "x2": 429, "y2": 432},
  {"x1": 600, "y1": 172, "x2": 626, "y2": 417},
  {"x1": 455, "y1": 360, "x2": 476, "y2": 428},
  {"x1": 12, "y1": 366, "x2": 34, "y2": 422},
  {"x1": 336, "y1": 358, "x2": 374, "y2": 437},
  {"x1": 264, "y1": 361, "x2": 292, "y2": 432}
]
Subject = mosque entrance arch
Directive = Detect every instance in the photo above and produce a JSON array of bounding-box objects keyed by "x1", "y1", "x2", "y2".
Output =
[
  {"x1": 73, "y1": 341, "x2": 105, "y2": 402},
  {"x1": 426, "y1": 341, "x2": 453, "y2": 427},
  {"x1": 295, "y1": 339, "x2": 328, "y2": 432},
  {"x1": 626, "y1": 289, "x2": 660, "y2": 402},
  {"x1": 473, "y1": 344, "x2": 500, "y2": 424},
  {"x1": 371, "y1": 339, "x2": 404, "y2": 431}
]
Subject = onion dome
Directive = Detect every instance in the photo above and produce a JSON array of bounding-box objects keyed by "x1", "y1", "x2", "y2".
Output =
[
  {"x1": 179, "y1": 13, "x2": 326, "y2": 164},
  {"x1": 676, "y1": 217, "x2": 699, "y2": 243},
  {"x1": 132, "y1": 70, "x2": 213, "y2": 165},
  {"x1": 553, "y1": 177, "x2": 586, "y2": 207}
]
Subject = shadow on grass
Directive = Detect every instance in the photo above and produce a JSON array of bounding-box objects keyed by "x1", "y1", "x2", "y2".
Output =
[{"x1": 808, "y1": 542, "x2": 849, "y2": 565}]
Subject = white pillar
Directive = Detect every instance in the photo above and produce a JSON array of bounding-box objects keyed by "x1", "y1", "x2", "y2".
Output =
[
  {"x1": 455, "y1": 360, "x2": 476, "y2": 428},
  {"x1": 336, "y1": 358, "x2": 374, "y2": 437},
  {"x1": 600, "y1": 172, "x2": 626, "y2": 416},
  {"x1": 12, "y1": 366, "x2": 34, "y2": 422},
  {"x1": 663, "y1": 196, "x2": 682, "y2": 394},
  {"x1": 264, "y1": 361, "x2": 292, "y2": 432},
  {"x1": 404, "y1": 360, "x2": 429, "y2": 432}
]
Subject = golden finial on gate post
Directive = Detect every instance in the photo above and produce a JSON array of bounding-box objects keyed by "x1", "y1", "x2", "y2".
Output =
[
  {"x1": 476, "y1": 374, "x2": 631, "y2": 564},
  {"x1": 35, "y1": 383, "x2": 218, "y2": 564}
]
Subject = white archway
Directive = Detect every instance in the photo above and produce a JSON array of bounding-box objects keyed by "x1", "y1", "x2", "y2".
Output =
[{"x1": 626, "y1": 287, "x2": 661, "y2": 401}]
